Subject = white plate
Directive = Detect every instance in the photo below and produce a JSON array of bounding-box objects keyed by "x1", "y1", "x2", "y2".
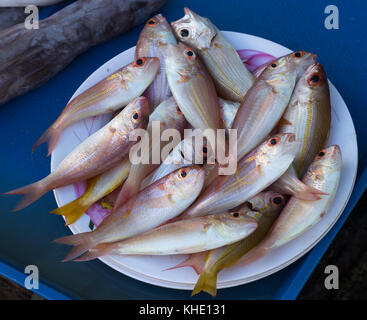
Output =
[{"x1": 51, "y1": 31, "x2": 358, "y2": 290}]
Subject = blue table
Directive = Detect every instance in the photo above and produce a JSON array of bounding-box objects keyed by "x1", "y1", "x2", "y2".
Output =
[{"x1": 0, "y1": 0, "x2": 366, "y2": 299}]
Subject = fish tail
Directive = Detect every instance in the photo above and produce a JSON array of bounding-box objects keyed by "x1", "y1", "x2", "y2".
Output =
[
  {"x1": 191, "y1": 269, "x2": 218, "y2": 297},
  {"x1": 294, "y1": 184, "x2": 328, "y2": 201},
  {"x1": 164, "y1": 252, "x2": 206, "y2": 275},
  {"x1": 32, "y1": 126, "x2": 61, "y2": 156},
  {"x1": 53, "y1": 232, "x2": 96, "y2": 262},
  {"x1": 72, "y1": 243, "x2": 111, "y2": 262},
  {"x1": 4, "y1": 180, "x2": 48, "y2": 211},
  {"x1": 50, "y1": 199, "x2": 90, "y2": 226}
]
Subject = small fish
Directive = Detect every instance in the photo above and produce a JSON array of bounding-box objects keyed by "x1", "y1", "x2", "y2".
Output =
[
  {"x1": 231, "y1": 51, "x2": 317, "y2": 162},
  {"x1": 33, "y1": 57, "x2": 160, "y2": 156},
  {"x1": 54, "y1": 166, "x2": 205, "y2": 262},
  {"x1": 51, "y1": 158, "x2": 131, "y2": 226},
  {"x1": 192, "y1": 191, "x2": 286, "y2": 296},
  {"x1": 270, "y1": 165, "x2": 327, "y2": 200},
  {"x1": 237, "y1": 145, "x2": 342, "y2": 267},
  {"x1": 278, "y1": 62, "x2": 331, "y2": 177},
  {"x1": 5, "y1": 97, "x2": 150, "y2": 211},
  {"x1": 72, "y1": 211, "x2": 258, "y2": 261},
  {"x1": 171, "y1": 7, "x2": 254, "y2": 102},
  {"x1": 219, "y1": 98, "x2": 240, "y2": 132},
  {"x1": 181, "y1": 133, "x2": 300, "y2": 218},
  {"x1": 135, "y1": 14, "x2": 177, "y2": 110},
  {"x1": 113, "y1": 96, "x2": 187, "y2": 209}
]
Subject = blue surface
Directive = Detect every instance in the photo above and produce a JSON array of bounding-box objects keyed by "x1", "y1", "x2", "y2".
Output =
[{"x1": 0, "y1": 0, "x2": 366, "y2": 300}]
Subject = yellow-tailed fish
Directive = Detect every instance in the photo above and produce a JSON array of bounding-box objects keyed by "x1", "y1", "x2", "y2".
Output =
[
  {"x1": 192, "y1": 191, "x2": 286, "y2": 296},
  {"x1": 171, "y1": 7, "x2": 254, "y2": 102},
  {"x1": 165, "y1": 42, "x2": 228, "y2": 162},
  {"x1": 72, "y1": 211, "x2": 258, "y2": 261},
  {"x1": 181, "y1": 133, "x2": 300, "y2": 218},
  {"x1": 5, "y1": 97, "x2": 149, "y2": 211},
  {"x1": 33, "y1": 57, "x2": 160, "y2": 156},
  {"x1": 231, "y1": 51, "x2": 317, "y2": 162},
  {"x1": 270, "y1": 165, "x2": 328, "y2": 200},
  {"x1": 135, "y1": 14, "x2": 177, "y2": 110},
  {"x1": 54, "y1": 166, "x2": 205, "y2": 262},
  {"x1": 237, "y1": 145, "x2": 342, "y2": 267},
  {"x1": 51, "y1": 158, "x2": 131, "y2": 226},
  {"x1": 113, "y1": 96, "x2": 187, "y2": 209},
  {"x1": 278, "y1": 62, "x2": 331, "y2": 177}
]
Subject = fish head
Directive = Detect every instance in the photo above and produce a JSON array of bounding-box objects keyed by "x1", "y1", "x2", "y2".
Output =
[
  {"x1": 122, "y1": 96, "x2": 150, "y2": 132},
  {"x1": 129, "y1": 57, "x2": 161, "y2": 80},
  {"x1": 304, "y1": 145, "x2": 342, "y2": 188},
  {"x1": 213, "y1": 210, "x2": 258, "y2": 237},
  {"x1": 171, "y1": 7, "x2": 217, "y2": 50},
  {"x1": 299, "y1": 62, "x2": 329, "y2": 93},
  {"x1": 261, "y1": 51, "x2": 317, "y2": 84},
  {"x1": 289, "y1": 51, "x2": 317, "y2": 77},
  {"x1": 257, "y1": 133, "x2": 301, "y2": 164},
  {"x1": 165, "y1": 166, "x2": 205, "y2": 202},
  {"x1": 141, "y1": 14, "x2": 177, "y2": 44},
  {"x1": 165, "y1": 43, "x2": 201, "y2": 77},
  {"x1": 247, "y1": 191, "x2": 287, "y2": 218}
]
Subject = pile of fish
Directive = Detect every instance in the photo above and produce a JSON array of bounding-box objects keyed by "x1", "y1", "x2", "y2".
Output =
[{"x1": 5, "y1": 8, "x2": 341, "y2": 297}]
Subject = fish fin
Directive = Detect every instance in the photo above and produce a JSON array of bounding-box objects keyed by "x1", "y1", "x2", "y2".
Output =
[
  {"x1": 191, "y1": 269, "x2": 218, "y2": 297},
  {"x1": 4, "y1": 180, "x2": 48, "y2": 211},
  {"x1": 164, "y1": 252, "x2": 207, "y2": 275},
  {"x1": 72, "y1": 243, "x2": 111, "y2": 262},
  {"x1": 277, "y1": 118, "x2": 292, "y2": 126},
  {"x1": 32, "y1": 126, "x2": 61, "y2": 157},
  {"x1": 50, "y1": 200, "x2": 90, "y2": 226},
  {"x1": 113, "y1": 180, "x2": 140, "y2": 212},
  {"x1": 237, "y1": 244, "x2": 268, "y2": 267},
  {"x1": 53, "y1": 232, "x2": 95, "y2": 262},
  {"x1": 293, "y1": 184, "x2": 328, "y2": 201}
]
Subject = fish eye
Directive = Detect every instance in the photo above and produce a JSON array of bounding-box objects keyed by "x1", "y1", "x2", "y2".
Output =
[
  {"x1": 184, "y1": 48, "x2": 195, "y2": 60},
  {"x1": 308, "y1": 73, "x2": 322, "y2": 85},
  {"x1": 147, "y1": 19, "x2": 157, "y2": 26},
  {"x1": 267, "y1": 137, "x2": 280, "y2": 146},
  {"x1": 180, "y1": 28, "x2": 189, "y2": 37},
  {"x1": 272, "y1": 195, "x2": 284, "y2": 206},
  {"x1": 317, "y1": 151, "x2": 325, "y2": 157},
  {"x1": 271, "y1": 62, "x2": 279, "y2": 68},
  {"x1": 133, "y1": 58, "x2": 146, "y2": 67},
  {"x1": 178, "y1": 168, "x2": 189, "y2": 179},
  {"x1": 232, "y1": 212, "x2": 240, "y2": 218},
  {"x1": 131, "y1": 110, "x2": 141, "y2": 123},
  {"x1": 292, "y1": 51, "x2": 304, "y2": 58}
]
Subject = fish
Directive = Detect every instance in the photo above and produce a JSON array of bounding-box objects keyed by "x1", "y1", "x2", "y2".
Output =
[
  {"x1": 270, "y1": 165, "x2": 327, "y2": 200},
  {"x1": 54, "y1": 166, "x2": 205, "y2": 262},
  {"x1": 164, "y1": 42, "x2": 229, "y2": 168},
  {"x1": 171, "y1": 7, "x2": 255, "y2": 102},
  {"x1": 219, "y1": 98, "x2": 240, "y2": 132},
  {"x1": 192, "y1": 191, "x2": 286, "y2": 296},
  {"x1": 237, "y1": 145, "x2": 342, "y2": 267},
  {"x1": 72, "y1": 211, "x2": 258, "y2": 261},
  {"x1": 51, "y1": 158, "x2": 131, "y2": 226},
  {"x1": 181, "y1": 133, "x2": 300, "y2": 218},
  {"x1": 5, "y1": 97, "x2": 150, "y2": 211},
  {"x1": 231, "y1": 51, "x2": 317, "y2": 162},
  {"x1": 135, "y1": 14, "x2": 177, "y2": 110},
  {"x1": 278, "y1": 62, "x2": 331, "y2": 177},
  {"x1": 113, "y1": 96, "x2": 187, "y2": 210},
  {"x1": 32, "y1": 57, "x2": 160, "y2": 156},
  {"x1": 141, "y1": 129, "x2": 216, "y2": 189}
]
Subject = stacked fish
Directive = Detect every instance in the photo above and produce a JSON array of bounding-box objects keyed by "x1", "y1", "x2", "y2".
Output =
[{"x1": 5, "y1": 8, "x2": 341, "y2": 297}]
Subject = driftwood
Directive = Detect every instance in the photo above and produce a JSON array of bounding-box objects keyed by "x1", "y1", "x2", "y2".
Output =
[
  {"x1": 0, "y1": 0, "x2": 166, "y2": 105},
  {"x1": 0, "y1": 8, "x2": 26, "y2": 30}
]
